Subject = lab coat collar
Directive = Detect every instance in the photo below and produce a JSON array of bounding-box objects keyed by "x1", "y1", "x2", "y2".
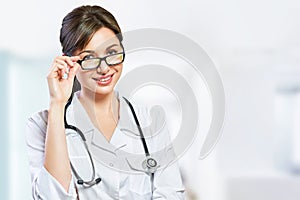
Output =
[
  {"x1": 66, "y1": 90, "x2": 128, "y2": 153},
  {"x1": 69, "y1": 90, "x2": 126, "y2": 134},
  {"x1": 68, "y1": 91, "x2": 94, "y2": 134}
]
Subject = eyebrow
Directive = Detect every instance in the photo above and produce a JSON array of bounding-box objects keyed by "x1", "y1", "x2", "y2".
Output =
[
  {"x1": 77, "y1": 50, "x2": 95, "y2": 56},
  {"x1": 106, "y1": 44, "x2": 118, "y2": 49},
  {"x1": 77, "y1": 44, "x2": 120, "y2": 55}
]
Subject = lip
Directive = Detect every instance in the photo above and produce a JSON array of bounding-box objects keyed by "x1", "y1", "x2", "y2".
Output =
[
  {"x1": 92, "y1": 73, "x2": 114, "y2": 86},
  {"x1": 92, "y1": 73, "x2": 114, "y2": 81}
]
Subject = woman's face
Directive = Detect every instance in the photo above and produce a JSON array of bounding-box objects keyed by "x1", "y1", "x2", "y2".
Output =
[{"x1": 75, "y1": 27, "x2": 123, "y2": 96}]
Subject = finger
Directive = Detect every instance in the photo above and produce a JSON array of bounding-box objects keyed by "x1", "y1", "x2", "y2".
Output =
[
  {"x1": 48, "y1": 55, "x2": 80, "y2": 80},
  {"x1": 67, "y1": 63, "x2": 80, "y2": 78},
  {"x1": 54, "y1": 58, "x2": 70, "y2": 75},
  {"x1": 48, "y1": 56, "x2": 69, "y2": 80},
  {"x1": 70, "y1": 56, "x2": 81, "y2": 62},
  {"x1": 61, "y1": 72, "x2": 69, "y2": 80},
  {"x1": 48, "y1": 63, "x2": 61, "y2": 79},
  {"x1": 64, "y1": 56, "x2": 81, "y2": 69},
  {"x1": 49, "y1": 57, "x2": 66, "y2": 73},
  {"x1": 55, "y1": 58, "x2": 68, "y2": 66},
  {"x1": 63, "y1": 56, "x2": 75, "y2": 67},
  {"x1": 54, "y1": 63, "x2": 68, "y2": 79}
]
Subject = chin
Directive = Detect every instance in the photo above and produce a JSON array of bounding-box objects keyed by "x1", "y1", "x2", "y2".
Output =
[{"x1": 94, "y1": 85, "x2": 115, "y2": 95}]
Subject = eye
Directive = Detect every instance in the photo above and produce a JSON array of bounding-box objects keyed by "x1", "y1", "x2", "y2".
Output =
[
  {"x1": 82, "y1": 54, "x2": 95, "y2": 60},
  {"x1": 106, "y1": 49, "x2": 118, "y2": 56}
]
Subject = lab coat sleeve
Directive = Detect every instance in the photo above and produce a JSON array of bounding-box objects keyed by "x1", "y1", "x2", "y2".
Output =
[
  {"x1": 148, "y1": 109, "x2": 186, "y2": 199},
  {"x1": 25, "y1": 111, "x2": 77, "y2": 200}
]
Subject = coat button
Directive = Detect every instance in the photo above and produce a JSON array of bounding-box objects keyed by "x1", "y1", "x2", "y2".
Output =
[{"x1": 109, "y1": 163, "x2": 114, "y2": 167}]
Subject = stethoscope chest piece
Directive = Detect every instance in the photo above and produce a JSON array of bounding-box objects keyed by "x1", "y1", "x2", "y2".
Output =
[{"x1": 142, "y1": 156, "x2": 159, "y2": 173}]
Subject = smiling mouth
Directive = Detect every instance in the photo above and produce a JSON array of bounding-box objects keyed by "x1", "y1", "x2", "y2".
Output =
[{"x1": 92, "y1": 73, "x2": 114, "y2": 85}]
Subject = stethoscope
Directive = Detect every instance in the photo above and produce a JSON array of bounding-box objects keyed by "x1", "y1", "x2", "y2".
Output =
[{"x1": 64, "y1": 95, "x2": 158, "y2": 188}]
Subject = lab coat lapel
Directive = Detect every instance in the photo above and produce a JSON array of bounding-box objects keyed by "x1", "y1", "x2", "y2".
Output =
[
  {"x1": 90, "y1": 128, "x2": 117, "y2": 155},
  {"x1": 68, "y1": 91, "x2": 94, "y2": 134},
  {"x1": 68, "y1": 91, "x2": 117, "y2": 155}
]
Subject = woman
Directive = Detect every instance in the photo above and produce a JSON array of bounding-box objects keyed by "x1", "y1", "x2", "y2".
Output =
[{"x1": 26, "y1": 5, "x2": 185, "y2": 199}]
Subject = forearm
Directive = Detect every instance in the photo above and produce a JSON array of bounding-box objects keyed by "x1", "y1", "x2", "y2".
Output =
[{"x1": 44, "y1": 101, "x2": 72, "y2": 192}]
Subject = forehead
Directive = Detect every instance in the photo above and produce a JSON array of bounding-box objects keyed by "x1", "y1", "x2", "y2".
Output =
[{"x1": 84, "y1": 27, "x2": 120, "y2": 51}]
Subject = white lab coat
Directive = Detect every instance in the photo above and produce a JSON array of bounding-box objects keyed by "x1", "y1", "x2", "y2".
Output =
[{"x1": 26, "y1": 90, "x2": 185, "y2": 200}]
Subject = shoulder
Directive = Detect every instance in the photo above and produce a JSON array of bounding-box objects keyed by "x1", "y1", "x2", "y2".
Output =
[
  {"x1": 28, "y1": 109, "x2": 48, "y2": 126},
  {"x1": 120, "y1": 96, "x2": 167, "y2": 137},
  {"x1": 120, "y1": 97, "x2": 153, "y2": 128},
  {"x1": 26, "y1": 109, "x2": 49, "y2": 149},
  {"x1": 26, "y1": 109, "x2": 49, "y2": 134}
]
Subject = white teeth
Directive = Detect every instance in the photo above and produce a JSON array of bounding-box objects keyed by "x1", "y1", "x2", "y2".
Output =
[{"x1": 99, "y1": 76, "x2": 111, "y2": 82}]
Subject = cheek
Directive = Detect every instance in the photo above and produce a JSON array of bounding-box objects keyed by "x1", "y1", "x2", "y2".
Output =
[
  {"x1": 76, "y1": 70, "x2": 91, "y2": 84},
  {"x1": 113, "y1": 65, "x2": 123, "y2": 81},
  {"x1": 75, "y1": 72, "x2": 83, "y2": 83},
  {"x1": 115, "y1": 64, "x2": 123, "y2": 75}
]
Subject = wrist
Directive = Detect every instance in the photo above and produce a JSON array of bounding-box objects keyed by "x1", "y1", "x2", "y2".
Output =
[
  {"x1": 49, "y1": 100, "x2": 66, "y2": 111},
  {"x1": 50, "y1": 99, "x2": 67, "y2": 106}
]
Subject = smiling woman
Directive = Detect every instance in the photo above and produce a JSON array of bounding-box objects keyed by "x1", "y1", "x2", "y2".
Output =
[
  {"x1": 25, "y1": 5, "x2": 185, "y2": 200},
  {"x1": 74, "y1": 28, "x2": 124, "y2": 96}
]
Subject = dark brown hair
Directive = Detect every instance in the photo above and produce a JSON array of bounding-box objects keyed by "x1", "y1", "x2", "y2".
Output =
[
  {"x1": 60, "y1": 5, "x2": 123, "y2": 55},
  {"x1": 59, "y1": 5, "x2": 123, "y2": 101}
]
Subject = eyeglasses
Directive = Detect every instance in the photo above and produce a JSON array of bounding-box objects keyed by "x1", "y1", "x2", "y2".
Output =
[{"x1": 77, "y1": 52, "x2": 125, "y2": 70}]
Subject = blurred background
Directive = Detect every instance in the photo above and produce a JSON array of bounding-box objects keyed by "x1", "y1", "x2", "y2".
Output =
[{"x1": 1, "y1": 0, "x2": 300, "y2": 199}]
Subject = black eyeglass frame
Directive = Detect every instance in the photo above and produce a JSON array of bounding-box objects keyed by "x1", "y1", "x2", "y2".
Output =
[
  {"x1": 65, "y1": 42, "x2": 125, "y2": 71},
  {"x1": 76, "y1": 51, "x2": 125, "y2": 70}
]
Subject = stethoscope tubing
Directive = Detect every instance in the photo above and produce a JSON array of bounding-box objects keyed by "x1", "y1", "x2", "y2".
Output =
[
  {"x1": 64, "y1": 95, "x2": 156, "y2": 189},
  {"x1": 64, "y1": 99, "x2": 100, "y2": 187}
]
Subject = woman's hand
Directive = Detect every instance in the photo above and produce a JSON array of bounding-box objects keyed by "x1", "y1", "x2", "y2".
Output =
[{"x1": 47, "y1": 55, "x2": 80, "y2": 104}]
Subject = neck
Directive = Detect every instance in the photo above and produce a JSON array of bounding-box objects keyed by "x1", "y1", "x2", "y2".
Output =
[{"x1": 78, "y1": 89, "x2": 118, "y2": 116}]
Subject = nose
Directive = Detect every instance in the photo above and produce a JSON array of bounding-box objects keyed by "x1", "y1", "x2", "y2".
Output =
[{"x1": 96, "y1": 62, "x2": 109, "y2": 74}]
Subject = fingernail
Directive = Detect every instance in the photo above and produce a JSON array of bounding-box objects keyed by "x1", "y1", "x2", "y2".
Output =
[{"x1": 62, "y1": 73, "x2": 68, "y2": 79}]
